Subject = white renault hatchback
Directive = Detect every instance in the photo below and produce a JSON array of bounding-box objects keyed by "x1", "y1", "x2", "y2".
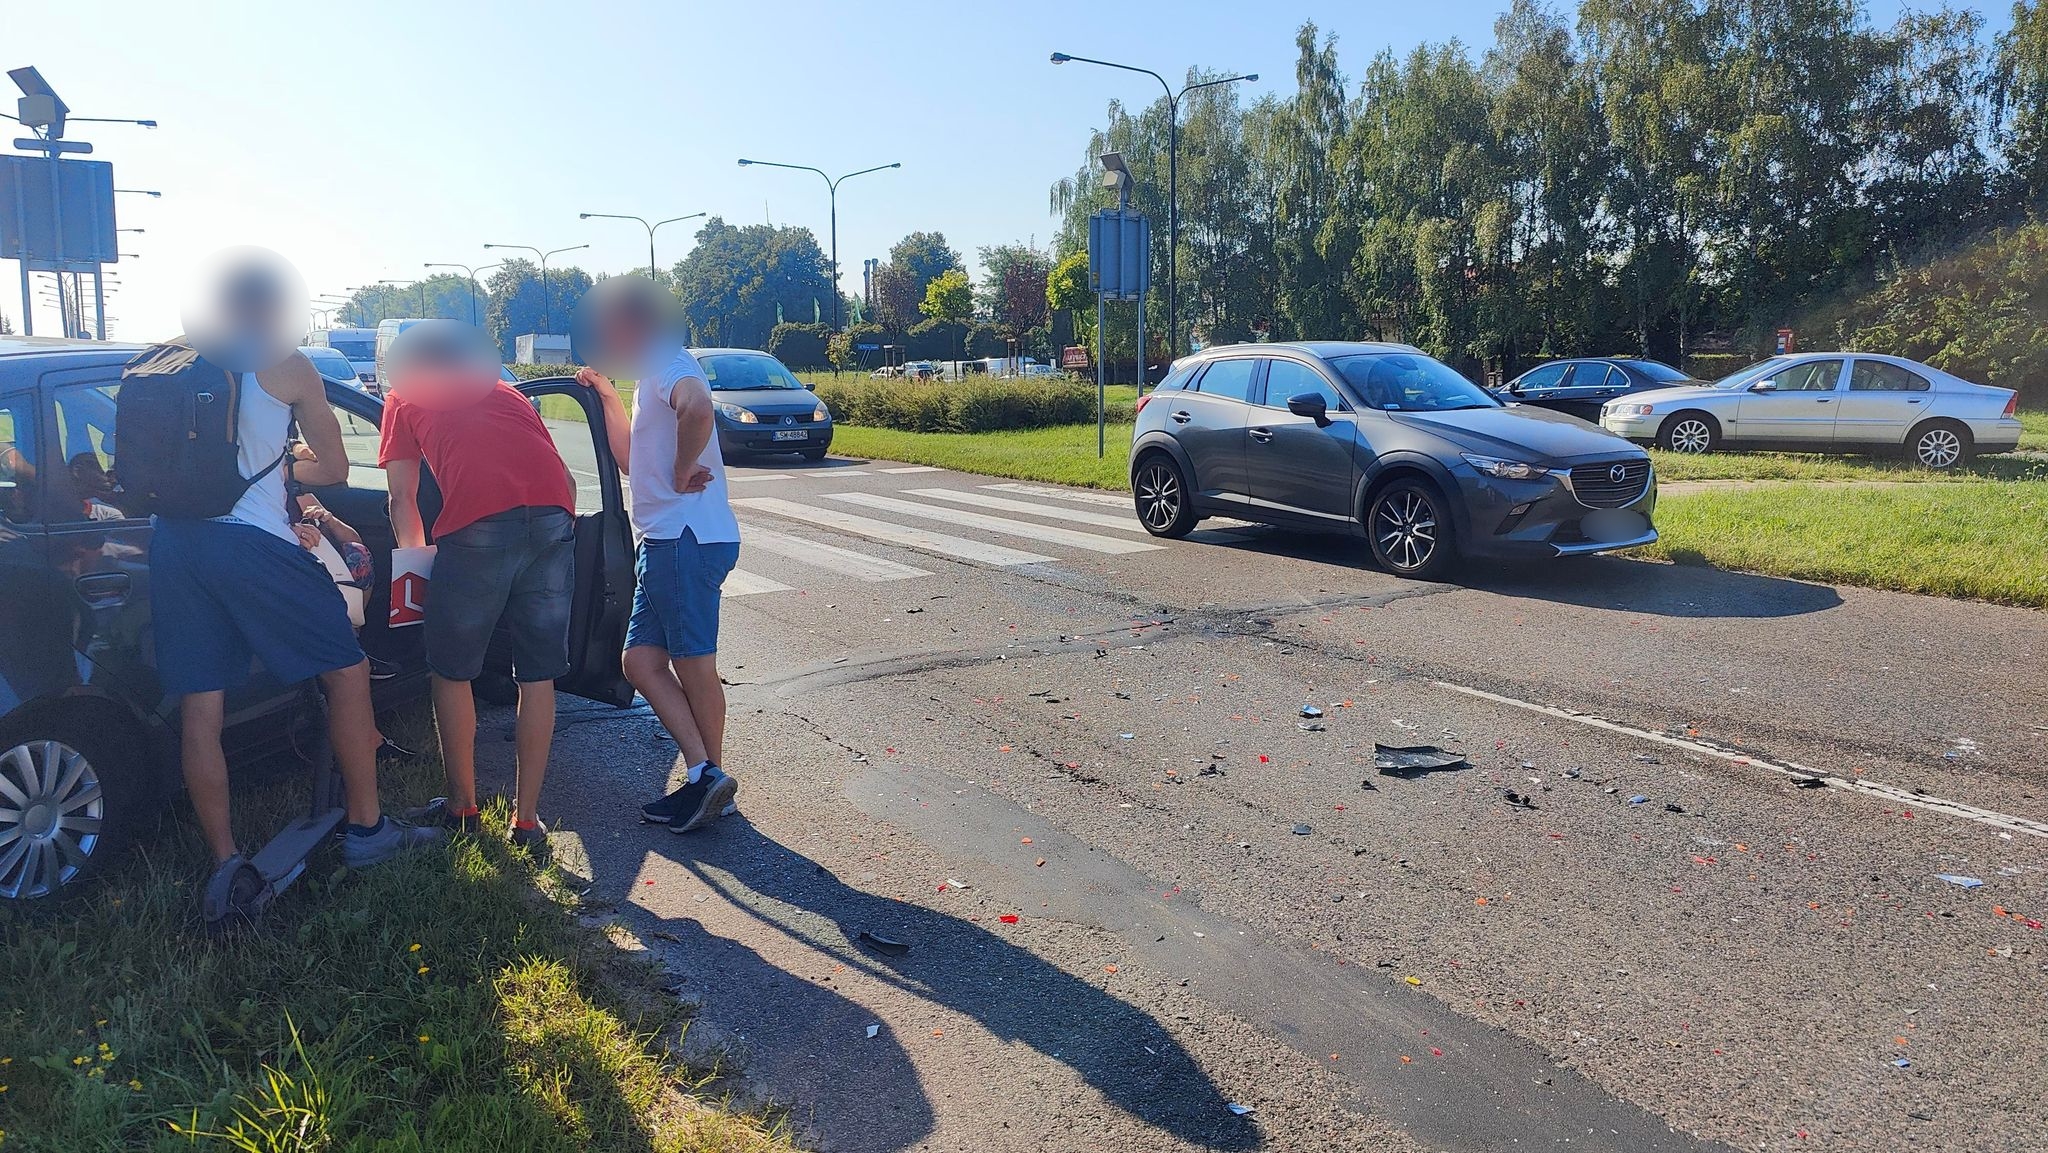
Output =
[{"x1": 1600, "y1": 353, "x2": 2022, "y2": 468}]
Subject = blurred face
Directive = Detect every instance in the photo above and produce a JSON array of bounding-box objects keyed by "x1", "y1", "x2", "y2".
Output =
[
  {"x1": 182, "y1": 246, "x2": 309, "y2": 374},
  {"x1": 572, "y1": 275, "x2": 685, "y2": 380},
  {"x1": 384, "y1": 320, "x2": 500, "y2": 412}
]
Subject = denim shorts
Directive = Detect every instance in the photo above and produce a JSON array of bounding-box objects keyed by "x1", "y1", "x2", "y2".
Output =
[
  {"x1": 151, "y1": 518, "x2": 366, "y2": 696},
  {"x1": 626, "y1": 530, "x2": 739, "y2": 659},
  {"x1": 425, "y1": 506, "x2": 575, "y2": 683}
]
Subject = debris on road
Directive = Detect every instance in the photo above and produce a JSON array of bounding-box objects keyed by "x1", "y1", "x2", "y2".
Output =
[
  {"x1": 1301, "y1": 705, "x2": 1325, "y2": 719},
  {"x1": 1937, "y1": 874, "x2": 1985, "y2": 889},
  {"x1": 1628, "y1": 795, "x2": 1650, "y2": 805},
  {"x1": 1794, "y1": 777, "x2": 1827, "y2": 789},
  {"x1": 1292, "y1": 824, "x2": 1313, "y2": 835},
  {"x1": 1226, "y1": 1103, "x2": 1255, "y2": 1117},
  {"x1": 999, "y1": 914, "x2": 1020, "y2": 924},
  {"x1": 1502, "y1": 790, "x2": 1538, "y2": 810},
  {"x1": 858, "y1": 931, "x2": 910, "y2": 956},
  {"x1": 1299, "y1": 721, "x2": 1326, "y2": 732},
  {"x1": 1374, "y1": 744, "x2": 1471, "y2": 778},
  {"x1": 867, "y1": 1023, "x2": 882, "y2": 1039},
  {"x1": 1664, "y1": 803, "x2": 1686, "y2": 814}
]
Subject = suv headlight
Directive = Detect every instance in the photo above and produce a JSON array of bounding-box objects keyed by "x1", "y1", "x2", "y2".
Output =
[
  {"x1": 813, "y1": 403, "x2": 830, "y2": 422},
  {"x1": 1461, "y1": 453, "x2": 1551, "y2": 480},
  {"x1": 715, "y1": 402, "x2": 759, "y2": 424}
]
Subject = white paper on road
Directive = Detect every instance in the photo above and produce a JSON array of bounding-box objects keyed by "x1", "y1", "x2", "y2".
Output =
[
  {"x1": 723, "y1": 569, "x2": 793, "y2": 596},
  {"x1": 909, "y1": 487, "x2": 1148, "y2": 533},
  {"x1": 741, "y1": 523, "x2": 931, "y2": 581},
  {"x1": 732, "y1": 497, "x2": 1054, "y2": 566},
  {"x1": 825, "y1": 492, "x2": 1164, "y2": 555}
]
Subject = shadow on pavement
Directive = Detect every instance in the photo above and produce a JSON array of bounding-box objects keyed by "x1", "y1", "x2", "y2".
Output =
[
  {"x1": 1203, "y1": 526, "x2": 1843, "y2": 619},
  {"x1": 645, "y1": 815, "x2": 1263, "y2": 1153}
]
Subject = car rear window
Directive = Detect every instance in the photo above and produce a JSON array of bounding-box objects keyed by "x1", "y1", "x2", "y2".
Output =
[
  {"x1": 1193, "y1": 359, "x2": 1256, "y2": 403},
  {"x1": 1622, "y1": 359, "x2": 1693, "y2": 382}
]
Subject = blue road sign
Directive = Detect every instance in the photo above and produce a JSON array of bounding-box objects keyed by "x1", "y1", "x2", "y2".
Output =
[
  {"x1": 1087, "y1": 209, "x2": 1149, "y2": 302},
  {"x1": 0, "y1": 155, "x2": 118, "y2": 265}
]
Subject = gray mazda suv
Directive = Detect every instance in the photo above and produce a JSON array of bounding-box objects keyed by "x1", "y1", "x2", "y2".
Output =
[{"x1": 1128, "y1": 342, "x2": 1658, "y2": 579}]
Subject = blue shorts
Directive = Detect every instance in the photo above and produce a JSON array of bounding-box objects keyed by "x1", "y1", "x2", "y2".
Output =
[
  {"x1": 425, "y1": 507, "x2": 575, "y2": 683},
  {"x1": 626, "y1": 530, "x2": 739, "y2": 659},
  {"x1": 151, "y1": 518, "x2": 366, "y2": 696}
]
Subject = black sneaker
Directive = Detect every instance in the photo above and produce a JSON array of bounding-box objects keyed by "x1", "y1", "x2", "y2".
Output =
[
  {"x1": 672, "y1": 767, "x2": 737, "y2": 834},
  {"x1": 375, "y1": 738, "x2": 419, "y2": 766},
  {"x1": 368, "y1": 656, "x2": 402, "y2": 681},
  {"x1": 641, "y1": 773, "x2": 710, "y2": 824},
  {"x1": 403, "y1": 797, "x2": 481, "y2": 834},
  {"x1": 509, "y1": 820, "x2": 550, "y2": 855}
]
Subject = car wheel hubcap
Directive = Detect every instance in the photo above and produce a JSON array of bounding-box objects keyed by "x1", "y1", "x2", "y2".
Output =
[
  {"x1": 1375, "y1": 491, "x2": 1438, "y2": 571},
  {"x1": 1136, "y1": 464, "x2": 1181, "y2": 531},
  {"x1": 1671, "y1": 420, "x2": 1711, "y2": 453},
  {"x1": 1918, "y1": 429, "x2": 1960, "y2": 467},
  {"x1": 0, "y1": 739, "x2": 104, "y2": 901}
]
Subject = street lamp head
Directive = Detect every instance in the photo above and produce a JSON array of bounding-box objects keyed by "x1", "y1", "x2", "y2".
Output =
[
  {"x1": 1050, "y1": 52, "x2": 1072, "y2": 63},
  {"x1": 1246, "y1": 74, "x2": 1259, "y2": 83},
  {"x1": 889, "y1": 162, "x2": 902, "y2": 169},
  {"x1": 736, "y1": 159, "x2": 753, "y2": 166},
  {"x1": 137, "y1": 120, "x2": 157, "y2": 128},
  {"x1": 578, "y1": 213, "x2": 592, "y2": 219}
]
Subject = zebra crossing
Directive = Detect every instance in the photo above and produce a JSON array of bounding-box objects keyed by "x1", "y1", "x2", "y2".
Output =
[{"x1": 713, "y1": 477, "x2": 1207, "y2": 597}]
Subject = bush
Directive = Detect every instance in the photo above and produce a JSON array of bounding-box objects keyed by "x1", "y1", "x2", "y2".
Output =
[
  {"x1": 766, "y1": 322, "x2": 832, "y2": 369},
  {"x1": 507, "y1": 362, "x2": 578, "y2": 381},
  {"x1": 814, "y1": 377, "x2": 1125, "y2": 433},
  {"x1": 1682, "y1": 353, "x2": 1753, "y2": 381}
]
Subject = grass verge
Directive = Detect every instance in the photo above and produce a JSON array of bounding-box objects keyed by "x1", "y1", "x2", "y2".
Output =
[
  {"x1": 1644, "y1": 480, "x2": 2048, "y2": 606},
  {"x1": 0, "y1": 708, "x2": 792, "y2": 1153},
  {"x1": 834, "y1": 422, "x2": 1134, "y2": 489}
]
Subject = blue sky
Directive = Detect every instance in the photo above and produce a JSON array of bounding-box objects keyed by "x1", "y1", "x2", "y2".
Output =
[{"x1": 8, "y1": 0, "x2": 1977, "y2": 339}]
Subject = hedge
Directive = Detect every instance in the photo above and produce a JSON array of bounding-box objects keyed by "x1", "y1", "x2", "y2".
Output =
[
  {"x1": 507, "y1": 362, "x2": 577, "y2": 381},
  {"x1": 813, "y1": 377, "x2": 1134, "y2": 434}
]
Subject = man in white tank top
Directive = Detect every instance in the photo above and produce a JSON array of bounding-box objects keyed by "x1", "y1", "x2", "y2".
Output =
[{"x1": 149, "y1": 346, "x2": 442, "y2": 923}]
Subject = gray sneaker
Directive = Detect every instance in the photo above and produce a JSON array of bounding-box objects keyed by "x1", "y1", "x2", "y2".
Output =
[{"x1": 342, "y1": 817, "x2": 447, "y2": 868}]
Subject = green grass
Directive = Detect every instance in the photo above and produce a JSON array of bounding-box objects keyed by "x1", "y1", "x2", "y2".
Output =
[
  {"x1": 1648, "y1": 446, "x2": 2047, "y2": 483},
  {"x1": 0, "y1": 707, "x2": 793, "y2": 1153},
  {"x1": 1645, "y1": 480, "x2": 2048, "y2": 606},
  {"x1": 2022, "y1": 410, "x2": 2048, "y2": 451},
  {"x1": 834, "y1": 421, "x2": 1134, "y2": 489}
]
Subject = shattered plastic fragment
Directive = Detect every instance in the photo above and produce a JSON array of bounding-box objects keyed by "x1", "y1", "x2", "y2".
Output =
[
  {"x1": 866, "y1": 1024, "x2": 881, "y2": 1039},
  {"x1": 1628, "y1": 795, "x2": 1650, "y2": 805},
  {"x1": 1374, "y1": 744, "x2": 1471, "y2": 778},
  {"x1": 857, "y1": 931, "x2": 910, "y2": 956},
  {"x1": 1301, "y1": 705, "x2": 1325, "y2": 719},
  {"x1": 1937, "y1": 874, "x2": 1985, "y2": 889},
  {"x1": 1226, "y1": 1103, "x2": 1255, "y2": 1116},
  {"x1": 1405, "y1": 976, "x2": 1422, "y2": 986},
  {"x1": 1292, "y1": 824, "x2": 1313, "y2": 835},
  {"x1": 999, "y1": 914, "x2": 1020, "y2": 924}
]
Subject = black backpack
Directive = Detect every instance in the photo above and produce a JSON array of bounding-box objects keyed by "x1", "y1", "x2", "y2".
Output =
[{"x1": 115, "y1": 340, "x2": 286, "y2": 520}]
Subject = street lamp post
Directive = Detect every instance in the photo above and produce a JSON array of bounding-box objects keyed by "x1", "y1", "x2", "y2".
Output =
[
  {"x1": 380, "y1": 278, "x2": 425, "y2": 318},
  {"x1": 424, "y1": 261, "x2": 502, "y2": 325},
  {"x1": 1051, "y1": 52, "x2": 1256, "y2": 365},
  {"x1": 736, "y1": 158, "x2": 900, "y2": 333},
  {"x1": 482, "y1": 244, "x2": 589, "y2": 333},
  {"x1": 578, "y1": 212, "x2": 707, "y2": 280}
]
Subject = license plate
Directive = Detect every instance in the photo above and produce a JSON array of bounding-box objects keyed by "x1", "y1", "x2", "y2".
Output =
[
  {"x1": 772, "y1": 429, "x2": 809, "y2": 441},
  {"x1": 1581, "y1": 509, "x2": 1647, "y2": 542}
]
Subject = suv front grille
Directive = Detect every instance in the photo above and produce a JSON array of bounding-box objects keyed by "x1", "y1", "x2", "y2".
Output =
[{"x1": 1570, "y1": 460, "x2": 1651, "y2": 508}]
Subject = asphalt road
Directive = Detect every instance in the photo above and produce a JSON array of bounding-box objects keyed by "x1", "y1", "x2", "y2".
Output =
[{"x1": 473, "y1": 447, "x2": 2047, "y2": 1153}]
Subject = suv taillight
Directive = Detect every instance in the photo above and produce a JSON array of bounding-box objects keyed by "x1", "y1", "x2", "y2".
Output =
[
  {"x1": 1134, "y1": 393, "x2": 1155, "y2": 416},
  {"x1": 2003, "y1": 392, "x2": 2019, "y2": 418}
]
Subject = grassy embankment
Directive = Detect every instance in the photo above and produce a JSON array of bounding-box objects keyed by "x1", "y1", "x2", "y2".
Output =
[{"x1": 0, "y1": 708, "x2": 793, "y2": 1153}]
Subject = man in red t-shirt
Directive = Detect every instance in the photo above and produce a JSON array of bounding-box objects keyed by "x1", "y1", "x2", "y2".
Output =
[{"x1": 378, "y1": 322, "x2": 575, "y2": 851}]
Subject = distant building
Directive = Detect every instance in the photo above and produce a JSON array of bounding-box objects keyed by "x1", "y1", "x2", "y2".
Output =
[{"x1": 516, "y1": 333, "x2": 571, "y2": 364}]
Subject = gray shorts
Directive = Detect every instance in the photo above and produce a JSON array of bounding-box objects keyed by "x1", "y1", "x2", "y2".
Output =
[{"x1": 425, "y1": 506, "x2": 574, "y2": 683}]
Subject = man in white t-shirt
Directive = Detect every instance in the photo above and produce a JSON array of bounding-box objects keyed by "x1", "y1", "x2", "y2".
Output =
[{"x1": 578, "y1": 334, "x2": 738, "y2": 833}]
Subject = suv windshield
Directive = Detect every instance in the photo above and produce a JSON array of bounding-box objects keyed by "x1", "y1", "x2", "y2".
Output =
[
  {"x1": 700, "y1": 353, "x2": 805, "y2": 391},
  {"x1": 328, "y1": 339, "x2": 375, "y2": 361},
  {"x1": 1329, "y1": 354, "x2": 1500, "y2": 412}
]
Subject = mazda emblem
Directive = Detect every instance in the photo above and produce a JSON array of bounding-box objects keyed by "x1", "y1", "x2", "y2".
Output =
[{"x1": 1609, "y1": 463, "x2": 1629, "y2": 483}]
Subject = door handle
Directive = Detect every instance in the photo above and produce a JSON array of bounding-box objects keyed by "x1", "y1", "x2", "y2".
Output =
[
  {"x1": 1170, "y1": 410, "x2": 1192, "y2": 424},
  {"x1": 75, "y1": 572, "x2": 130, "y2": 607},
  {"x1": 1907, "y1": 398, "x2": 1923, "y2": 404},
  {"x1": 1815, "y1": 398, "x2": 1833, "y2": 403},
  {"x1": 1249, "y1": 428, "x2": 1273, "y2": 443}
]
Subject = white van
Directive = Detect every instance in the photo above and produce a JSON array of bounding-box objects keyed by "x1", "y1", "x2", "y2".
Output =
[
  {"x1": 374, "y1": 318, "x2": 430, "y2": 390},
  {"x1": 308, "y1": 326, "x2": 379, "y2": 387}
]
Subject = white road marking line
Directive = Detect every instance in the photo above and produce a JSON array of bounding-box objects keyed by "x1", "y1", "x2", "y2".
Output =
[
  {"x1": 733, "y1": 497, "x2": 1054, "y2": 566},
  {"x1": 879, "y1": 465, "x2": 943, "y2": 474},
  {"x1": 825, "y1": 492, "x2": 1164, "y2": 555},
  {"x1": 742, "y1": 523, "x2": 931, "y2": 582},
  {"x1": 984, "y1": 482, "x2": 1130, "y2": 507},
  {"x1": 910, "y1": 488, "x2": 1149, "y2": 533},
  {"x1": 723, "y1": 569, "x2": 792, "y2": 596},
  {"x1": 983, "y1": 481, "x2": 1257, "y2": 530},
  {"x1": 1432, "y1": 680, "x2": 2048, "y2": 841},
  {"x1": 822, "y1": 470, "x2": 871, "y2": 477},
  {"x1": 729, "y1": 473, "x2": 795, "y2": 483}
]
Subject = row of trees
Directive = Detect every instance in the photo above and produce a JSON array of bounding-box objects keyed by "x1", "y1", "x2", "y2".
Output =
[{"x1": 1049, "y1": 0, "x2": 2048, "y2": 382}]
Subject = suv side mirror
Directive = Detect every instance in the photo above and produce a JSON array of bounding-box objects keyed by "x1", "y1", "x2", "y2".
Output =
[
  {"x1": 1750, "y1": 379, "x2": 1778, "y2": 393},
  {"x1": 1286, "y1": 392, "x2": 1331, "y2": 427}
]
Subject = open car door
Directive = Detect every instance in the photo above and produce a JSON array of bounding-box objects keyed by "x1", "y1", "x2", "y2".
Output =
[{"x1": 517, "y1": 378, "x2": 636, "y2": 706}]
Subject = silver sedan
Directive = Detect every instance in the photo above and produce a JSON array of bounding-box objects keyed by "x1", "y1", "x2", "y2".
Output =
[{"x1": 1600, "y1": 353, "x2": 2023, "y2": 468}]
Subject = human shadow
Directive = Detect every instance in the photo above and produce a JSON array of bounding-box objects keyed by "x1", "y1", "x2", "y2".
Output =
[{"x1": 642, "y1": 815, "x2": 1263, "y2": 1153}]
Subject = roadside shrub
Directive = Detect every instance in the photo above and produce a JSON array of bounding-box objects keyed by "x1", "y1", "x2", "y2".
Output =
[
  {"x1": 815, "y1": 377, "x2": 1123, "y2": 433},
  {"x1": 766, "y1": 322, "x2": 832, "y2": 369},
  {"x1": 1682, "y1": 353, "x2": 1753, "y2": 381},
  {"x1": 507, "y1": 362, "x2": 577, "y2": 381}
]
